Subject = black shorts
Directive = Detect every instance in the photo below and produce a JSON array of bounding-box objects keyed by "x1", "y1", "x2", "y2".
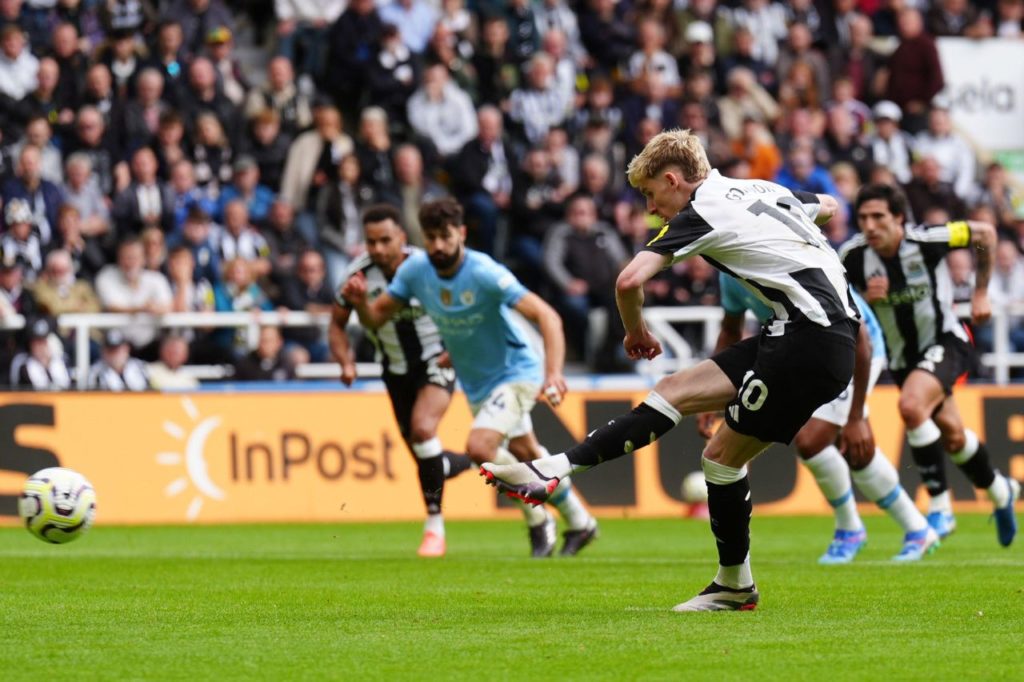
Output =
[
  {"x1": 711, "y1": 320, "x2": 858, "y2": 444},
  {"x1": 383, "y1": 356, "x2": 456, "y2": 442},
  {"x1": 891, "y1": 333, "x2": 971, "y2": 396}
]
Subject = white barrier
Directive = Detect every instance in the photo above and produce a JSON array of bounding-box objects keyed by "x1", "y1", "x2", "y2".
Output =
[{"x1": 2, "y1": 303, "x2": 1023, "y2": 386}]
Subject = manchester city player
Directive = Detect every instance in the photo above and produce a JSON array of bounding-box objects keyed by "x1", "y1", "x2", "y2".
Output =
[{"x1": 342, "y1": 198, "x2": 598, "y2": 557}]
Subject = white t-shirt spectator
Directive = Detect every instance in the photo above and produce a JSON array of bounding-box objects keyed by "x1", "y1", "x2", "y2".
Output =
[
  {"x1": 0, "y1": 48, "x2": 39, "y2": 100},
  {"x1": 407, "y1": 82, "x2": 478, "y2": 157},
  {"x1": 94, "y1": 266, "x2": 173, "y2": 346}
]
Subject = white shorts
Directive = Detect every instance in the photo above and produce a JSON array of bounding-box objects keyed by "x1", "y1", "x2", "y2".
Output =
[
  {"x1": 811, "y1": 356, "x2": 887, "y2": 427},
  {"x1": 470, "y1": 382, "x2": 539, "y2": 439}
]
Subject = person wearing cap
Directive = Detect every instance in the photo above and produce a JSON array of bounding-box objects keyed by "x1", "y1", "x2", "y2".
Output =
[
  {"x1": 9, "y1": 317, "x2": 71, "y2": 390},
  {"x1": 86, "y1": 328, "x2": 151, "y2": 391},
  {"x1": 113, "y1": 147, "x2": 176, "y2": 236},
  {"x1": 216, "y1": 155, "x2": 275, "y2": 224},
  {"x1": 673, "y1": 0, "x2": 734, "y2": 57},
  {"x1": 867, "y1": 100, "x2": 915, "y2": 184},
  {"x1": 913, "y1": 97, "x2": 977, "y2": 200},
  {"x1": 0, "y1": 199, "x2": 43, "y2": 276},
  {"x1": 204, "y1": 25, "x2": 248, "y2": 106},
  {"x1": 159, "y1": 0, "x2": 234, "y2": 60}
]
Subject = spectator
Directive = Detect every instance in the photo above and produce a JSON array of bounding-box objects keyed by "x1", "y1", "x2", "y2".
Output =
[
  {"x1": 49, "y1": 22, "x2": 89, "y2": 111},
  {"x1": 190, "y1": 111, "x2": 234, "y2": 194},
  {"x1": 993, "y1": 0, "x2": 1024, "y2": 37},
  {"x1": 263, "y1": 200, "x2": 309, "y2": 286},
  {"x1": 55, "y1": 204, "x2": 106, "y2": 281},
  {"x1": 472, "y1": 14, "x2": 517, "y2": 107},
  {"x1": 244, "y1": 56, "x2": 312, "y2": 141},
  {"x1": 15, "y1": 60, "x2": 72, "y2": 146},
  {"x1": 774, "y1": 139, "x2": 840, "y2": 196},
  {"x1": 406, "y1": 63, "x2": 478, "y2": 158},
  {"x1": 508, "y1": 52, "x2": 569, "y2": 146},
  {"x1": 882, "y1": 8, "x2": 944, "y2": 134},
  {"x1": 544, "y1": 127, "x2": 578, "y2": 201},
  {"x1": 86, "y1": 328, "x2": 151, "y2": 390},
  {"x1": 825, "y1": 76, "x2": 872, "y2": 138},
  {"x1": 576, "y1": 153, "x2": 622, "y2": 228},
  {"x1": 353, "y1": 107, "x2": 398, "y2": 206},
  {"x1": 0, "y1": 199, "x2": 43, "y2": 276},
  {"x1": 147, "y1": 332, "x2": 199, "y2": 389},
  {"x1": 160, "y1": 0, "x2": 234, "y2": 60},
  {"x1": 278, "y1": 249, "x2": 332, "y2": 361},
  {"x1": 448, "y1": 107, "x2": 514, "y2": 257},
  {"x1": 325, "y1": 0, "x2": 383, "y2": 117},
  {"x1": 179, "y1": 57, "x2": 241, "y2": 146},
  {"x1": 167, "y1": 160, "x2": 218, "y2": 233},
  {"x1": 66, "y1": 105, "x2": 124, "y2": 197},
  {"x1": 673, "y1": 0, "x2": 733, "y2": 59},
  {"x1": 61, "y1": 153, "x2": 110, "y2": 241},
  {"x1": 542, "y1": 194, "x2": 628, "y2": 370},
  {"x1": 218, "y1": 199, "x2": 270, "y2": 278},
  {"x1": 233, "y1": 324, "x2": 296, "y2": 381},
  {"x1": 165, "y1": 244, "x2": 220, "y2": 364},
  {"x1": 904, "y1": 156, "x2": 967, "y2": 223},
  {"x1": 823, "y1": 106, "x2": 872, "y2": 181},
  {"x1": 867, "y1": 100, "x2": 914, "y2": 185},
  {"x1": 914, "y1": 98, "x2": 977, "y2": 201},
  {"x1": 30, "y1": 248, "x2": 100, "y2": 317},
  {"x1": 315, "y1": 153, "x2": 374, "y2": 284},
  {"x1": 717, "y1": 24, "x2": 774, "y2": 94},
  {"x1": 204, "y1": 26, "x2": 248, "y2": 107},
  {"x1": 974, "y1": 162, "x2": 1020, "y2": 232},
  {"x1": 370, "y1": 24, "x2": 421, "y2": 128},
  {"x1": 0, "y1": 26, "x2": 38, "y2": 100},
  {"x1": 828, "y1": 12, "x2": 882, "y2": 103},
  {"x1": 621, "y1": 71, "x2": 680, "y2": 142},
  {"x1": 245, "y1": 109, "x2": 290, "y2": 194},
  {"x1": 10, "y1": 317, "x2": 71, "y2": 390},
  {"x1": 627, "y1": 18, "x2": 681, "y2": 97},
  {"x1": 717, "y1": 66, "x2": 779, "y2": 141},
  {"x1": 274, "y1": 0, "x2": 345, "y2": 81},
  {"x1": 927, "y1": 0, "x2": 984, "y2": 36},
  {"x1": 213, "y1": 258, "x2": 272, "y2": 355},
  {"x1": 280, "y1": 104, "x2": 354, "y2": 214},
  {"x1": 145, "y1": 20, "x2": 186, "y2": 104},
  {"x1": 101, "y1": 0, "x2": 157, "y2": 37},
  {"x1": 509, "y1": 146, "x2": 564, "y2": 288},
  {"x1": 775, "y1": 21, "x2": 829, "y2": 102},
  {"x1": 578, "y1": 0, "x2": 634, "y2": 74},
  {"x1": 983, "y1": 239, "x2": 1024, "y2": 353},
  {"x1": 379, "y1": 0, "x2": 438, "y2": 55},
  {"x1": 10, "y1": 117, "x2": 62, "y2": 185},
  {"x1": 578, "y1": 113, "x2": 628, "y2": 194},
  {"x1": 97, "y1": 27, "x2": 143, "y2": 100},
  {"x1": 3, "y1": 144, "x2": 63, "y2": 246},
  {"x1": 94, "y1": 237, "x2": 173, "y2": 350},
  {"x1": 112, "y1": 147, "x2": 175, "y2": 237},
  {"x1": 392, "y1": 144, "x2": 446, "y2": 248},
  {"x1": 114, "y1": 67, "x2": 167, "y2": 154},
  {"x1": 728, "y1": 0, "x2": 788, "y2": 67},
  {"x1": 218, "y1": 156, "x2": 275, "y2": 225},
  {"x1": 729, "y1": 118, "x2": 782, "y2": 181},
  {"x1": 423, "y1": 13, "x2": 475, "y2": 95},
  {"x1": 152, "y1": 110, "x2": 187, "y2": 180},
  {"x1": 141, "y1": 226, "x2": 167, "y2": 273},
  {"x1": 81, "y1": 63, "x2": 116, "y2": 123},
  {"x1": 534, "y1": 0, "x2": 584, "y2": 66},
  {"x1": 504, "y1": 0, "x2": 540, "y2": 64},
  {"x1": 171, "y1": 205, "x2": 221, "y2": 284}
]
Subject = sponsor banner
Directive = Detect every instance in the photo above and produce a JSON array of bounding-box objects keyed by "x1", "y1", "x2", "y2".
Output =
[
  {"x1": 0, "y1": 387, "x2": 1021, "y2": 525},
  {"x1": 936, "y1": 38, "x2": 1024, "y2": 151}
]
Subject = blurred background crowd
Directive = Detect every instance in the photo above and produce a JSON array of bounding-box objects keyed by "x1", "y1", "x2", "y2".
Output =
[{"x1": 0, "y1": 0, "x2": 1022, "y2": 390}]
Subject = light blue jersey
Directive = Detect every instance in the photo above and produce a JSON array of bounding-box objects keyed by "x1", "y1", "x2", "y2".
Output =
[
  {"x1": 719, "y1": 273, "x2": 885, "y2": 360},
  {"x1": 388, "y1": 249, "x2": 542, "y2": 405}
]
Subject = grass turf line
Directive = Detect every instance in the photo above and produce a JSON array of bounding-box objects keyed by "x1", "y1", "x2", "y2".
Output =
[{"x1": 1, "y1": 515, "x2": 1021, "y2": 681}]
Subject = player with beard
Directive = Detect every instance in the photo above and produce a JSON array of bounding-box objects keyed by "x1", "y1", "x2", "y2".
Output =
[
  {"x1": 330, "y1": 204, "x2": 473, "y2": 557},
  {"x1": 342, "y1": 198, "x2": 598, "y2": 557}
]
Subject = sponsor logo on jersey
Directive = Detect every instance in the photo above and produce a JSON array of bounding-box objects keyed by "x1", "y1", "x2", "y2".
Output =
[{"x1": 880, "y1": 284, "x2": 931, "y2": 306}]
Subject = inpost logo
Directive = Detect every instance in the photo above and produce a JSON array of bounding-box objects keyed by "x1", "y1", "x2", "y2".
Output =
[{"x1": 155, "y1": 397, "x2": 225, "y2": 521}]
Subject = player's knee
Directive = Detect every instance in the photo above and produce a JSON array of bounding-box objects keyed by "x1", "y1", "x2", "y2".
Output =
[
  {"x1": 408, "y1": 423, "x2": 436, "y2": 444},
  {"x1": 793, "y1": 430, "x2": 824, "y2": 459},
  {"x1": 464, "y1": 434, "x2": 493, "y2": 464},
  {"x1": 897, "y1": 394, "x2": 928, "y2": 427}
]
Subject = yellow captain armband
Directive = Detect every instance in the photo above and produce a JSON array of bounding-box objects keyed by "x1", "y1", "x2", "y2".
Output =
[
  {"x1": 646, "y1": 220, "x2": 670, "y2": 246},
  {"x1": 947, "y1": 221, "x2": 971, "y2": 247}
]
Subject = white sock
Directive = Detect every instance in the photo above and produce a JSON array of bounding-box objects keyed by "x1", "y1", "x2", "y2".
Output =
[
  {"x1": 851, "y1": 449, "x2": 927, "y2": 534},
  {"x1": 986, "y1": 473, "x2": 1011, "y2": 508},
  {"x1": 803, "y1": 445, "x2": 861, "y2": 531},
  {"x1": 928, "y1": 490, "x2": 953, "y2": 514},
  {"x1": 411, "y1": 437, "x2": 442, "y2": 460},
  {"x1": 701, "y1": 456, "x2": 747, "y2": 484},
  {"x1": 494, "y1": 447, "x2": 549, "y2": 526},
  {"x1": 715, "y1": 554, "x2": 754, "y2": 590},
  {"x1": 906, "y1": 420, "x2": 942, "y2": 447},
  {"x1": 424, "y1": 513, "x2": 444, "y2": 538}
]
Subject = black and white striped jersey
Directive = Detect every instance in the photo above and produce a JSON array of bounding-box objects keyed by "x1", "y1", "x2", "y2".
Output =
[
  {"x1": 337, "y1": 247, "x2": 444, "y2": 376},
  {"x1": 644, "y1": 170, "x2": 858, "y2": 336},
  {"x1": 839, "y1": 222, "x2": 971, "y2": 371}
]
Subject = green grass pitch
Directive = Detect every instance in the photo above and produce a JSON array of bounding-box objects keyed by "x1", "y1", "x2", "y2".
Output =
[{"x1": 2, "y1": 514, "x2": 1021, "y2": 681}]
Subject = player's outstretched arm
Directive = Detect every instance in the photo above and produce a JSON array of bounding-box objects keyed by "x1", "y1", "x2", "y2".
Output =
[
  {"x1": 328, "y1": 304, "x2": 357, "y2": 386},
  {"x1": 616, "y1": 250, "x2": 669, "y2": 360},
  {"x1": 340, "y1": 272, "x2": 403, "y2": 330},
  {"x1": 967, "y1": 220, "x2": 997, "y2": 324},
  {"x1": 514, "y1": 291, "x2": 567, "y2": 405}
]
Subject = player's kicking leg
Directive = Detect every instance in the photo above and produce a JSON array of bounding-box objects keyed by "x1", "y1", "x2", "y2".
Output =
[
  {"x1": 933, "y1": 399, "x2": 1018, "y2": 547},
  {"x1": 407, "y1": 383, "x2": 473, "y2": 558},
  {"x1": 508, "y1": 437, "x2": 598, "y2": 556}
]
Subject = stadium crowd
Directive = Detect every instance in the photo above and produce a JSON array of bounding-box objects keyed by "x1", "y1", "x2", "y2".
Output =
[{"x1": 0, "y1": 0, "x2": 1022, "y2": 390}]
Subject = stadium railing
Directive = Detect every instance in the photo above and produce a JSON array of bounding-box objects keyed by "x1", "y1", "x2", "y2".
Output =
[{"x1": 1, "y1": 303, "x2": 1022, "y2": 387}]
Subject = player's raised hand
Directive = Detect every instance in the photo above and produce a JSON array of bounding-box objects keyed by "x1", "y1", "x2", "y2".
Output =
[
  {"x1": 971, "y1": 288, "x2": 992, "y2": 325},
  {"x1": 865, "y1": 275, "x2": 889, "y2": 304},
  {"x1": 341, "y1": 272, "x2": 368, "y2": 305},
  {"x1": 623, "y1": 327, "x2": 662, "y2": 360},
  {"x1": 540, "y1": 373, "x2": 568, "y2": 407}
]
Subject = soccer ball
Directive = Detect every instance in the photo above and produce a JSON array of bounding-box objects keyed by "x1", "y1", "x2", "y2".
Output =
[
  {"x1": 680, "y1": 471, "x2": 709, "y2": 504},
  {"x1": 18, "y1": 467, "x2": 97, "y2": 544}
]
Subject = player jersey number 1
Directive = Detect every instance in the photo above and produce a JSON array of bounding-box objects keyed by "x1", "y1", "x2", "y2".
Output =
[{"x1": 747, "y1": 199, "x2": 825, "y2": 248}]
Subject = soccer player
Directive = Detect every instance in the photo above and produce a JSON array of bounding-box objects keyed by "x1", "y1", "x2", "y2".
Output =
[
  {"x1": 699, "y1": 274, "x2": 939, "y2": 562},
  {"x1": 330, "y1": 204, "x2": 473, "y2": 558},
  {"x1": 342, "y1": 198, "x2": 598, "y2": 557},
  {"x1": 840, "y1": 184, "x2": 1019, "y2": 546},
  {"x1": 482, "y1": 129, "x2": 859, "y2": 610}
]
